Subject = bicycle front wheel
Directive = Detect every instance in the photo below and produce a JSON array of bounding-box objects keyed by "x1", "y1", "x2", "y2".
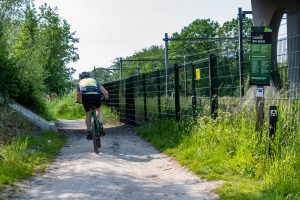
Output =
[{"x1": 91, "y1": 117, "x2": 100, "y2": 154}]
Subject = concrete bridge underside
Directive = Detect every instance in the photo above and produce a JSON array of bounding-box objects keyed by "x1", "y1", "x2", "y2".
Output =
[{"x1": 251, "y1": 0, "x2": 300, "y2": 87}]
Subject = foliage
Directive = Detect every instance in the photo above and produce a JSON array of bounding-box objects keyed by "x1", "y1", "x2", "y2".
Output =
[
  {"x1": 108, "y1": 45, "x2": 165, "y2": 80},
  {"x1": 92, "y1": 67, "x2": 115, "y2": 84},
  {"x1": 46, "y1": 91, "x2": 119, "y2": 124},
  {"x1": 46, "y1": 91, "x2": 85, "y2": 120},
  {"x1": 38, "y1": 4, "x2": 78, "y2": 95},
  {"x1": 0, "y1": 0, "x2": 79, "y2": 115},
  {"x1": 169, "y1": 19, "x2": 221, "y2": 63}
]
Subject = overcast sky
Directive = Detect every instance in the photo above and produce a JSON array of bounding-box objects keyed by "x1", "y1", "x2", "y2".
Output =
[{"x1": 34, "y1": 0, "x2": 252, "y2": 78}]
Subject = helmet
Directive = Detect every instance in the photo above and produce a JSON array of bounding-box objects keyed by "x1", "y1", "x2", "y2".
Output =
[{"x1": 79, "y1": 71, "x2": 90, "y2": 80}]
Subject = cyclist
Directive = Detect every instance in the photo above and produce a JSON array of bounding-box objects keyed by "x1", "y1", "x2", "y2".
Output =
[{"x1": 76, "y1": 71, "x2": 109, "y2": 140}]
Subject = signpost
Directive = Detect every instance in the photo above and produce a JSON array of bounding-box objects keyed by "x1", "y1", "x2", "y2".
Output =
[
  {"x1": 195, "y1": 68, "x2": 201, "y2": 80},
  {"x1": 250, "y1": 26, "x2": 272, "y2": 133},
  {"x1": 250, "y1": 26, "x2": 272, "y2": 86}
]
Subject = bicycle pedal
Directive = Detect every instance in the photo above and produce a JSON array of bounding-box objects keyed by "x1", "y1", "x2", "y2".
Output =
[
  {"x1": 100, "y1": 131, "x2": 106, "y2": 136},
  {"x1": 86, "y1": 133, "x2": 92, "y2": 140}
]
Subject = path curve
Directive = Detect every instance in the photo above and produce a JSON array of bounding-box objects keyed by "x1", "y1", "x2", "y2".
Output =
[{"x1": 4, "y1": 120, "x2": 222, "y2": 200}]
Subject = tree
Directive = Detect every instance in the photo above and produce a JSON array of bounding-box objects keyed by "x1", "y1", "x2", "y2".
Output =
[
  {"x1": 92, "y1": 67, "x2": 115, "y2": 84},
  {"x1": 0, "y1": 0, "x2": 28, "y2": 99},
  {"x1": 0, "y1": 0, "x2": 79, "y2": 113},
  {"x1": 11, "y1": 2, "x2": 46, "y2": 107},
  {"x1": 169, "y1": 19, "x2": 221, "y2": 64},
  {"x1": 38, "y1": 4, "x2": 79, "y2": 95},
  {"x1": 108, "y1": 45, "x2": 165, "y2": 80}
]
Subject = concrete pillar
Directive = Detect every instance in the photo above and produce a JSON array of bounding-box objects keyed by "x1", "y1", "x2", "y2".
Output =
[
  {"x1": 251, "y1": 0, "x2": 286, "y2": 86},
  {"x1": 287, "y1": 2, "x2": 300, "y2": 94},
  {"x1": 251, "y1": 0, "x2": 300, "y2": 89}
]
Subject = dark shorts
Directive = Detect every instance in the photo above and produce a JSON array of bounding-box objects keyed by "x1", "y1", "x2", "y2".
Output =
[{"x1": 82, "y1": 94, "x2": 102, "y2": 112}]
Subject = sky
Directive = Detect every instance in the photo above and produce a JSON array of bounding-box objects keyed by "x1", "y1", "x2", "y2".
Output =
[{"x1": 34, "y1": 0, "x2": 252, "y2": 78}]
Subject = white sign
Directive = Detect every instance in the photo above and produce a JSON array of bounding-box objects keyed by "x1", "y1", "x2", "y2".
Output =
[
  {"x1": 270, "y1": 110, "x2": 277, "y2": 117},
  {"x1": 256, "y1": 87, "x2": 264, "y2": 97}
]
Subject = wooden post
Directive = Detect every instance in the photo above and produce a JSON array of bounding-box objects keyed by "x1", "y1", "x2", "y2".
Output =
[
  {"x1": 143, "y1": 74, "x2": 147, "y2": 122},
  {"x1": 156, "y1": 70, "x2": 161, "y2": 119},
  {"x1": 174, "y1": 64, "x2": 180, "y2": 121},
  {"x1": 255, "y1": 87, "x2": 265, "y2": 133},
  {"x1": 267, "y1": 106, "x2": 278, "y2": 155}
]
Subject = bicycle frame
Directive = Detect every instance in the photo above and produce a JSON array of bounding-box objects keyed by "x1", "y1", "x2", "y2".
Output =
[{"x1": 91, "y1": 109, "x2": 101, "y2": 153}]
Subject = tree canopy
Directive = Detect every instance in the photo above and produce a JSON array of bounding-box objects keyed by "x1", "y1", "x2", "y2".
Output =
[{"x1": 0, "y1": 0, "x2": 79, "y2": 113}]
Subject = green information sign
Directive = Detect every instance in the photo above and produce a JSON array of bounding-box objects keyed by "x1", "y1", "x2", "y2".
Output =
[{"x1": 250, "y1": 26, "x2": 272, "y2": 85}]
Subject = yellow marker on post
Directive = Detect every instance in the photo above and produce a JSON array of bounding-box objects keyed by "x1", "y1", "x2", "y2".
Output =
[{"x1": 195, "y1": 68, "x2": 201, "y2": 80}]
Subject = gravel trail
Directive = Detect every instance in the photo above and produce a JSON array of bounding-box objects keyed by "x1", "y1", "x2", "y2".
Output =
[{"x1": 2, "y1": 120, "x2": 222, "y2": 200}]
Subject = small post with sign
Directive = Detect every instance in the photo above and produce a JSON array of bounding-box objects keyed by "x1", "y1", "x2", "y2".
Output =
[
  {"x1": 250, "y1": 26, "x2": 272, "y2": 133},
  {"x1": 255, "y1": 87, "x2": 264, "y2": 133},
  {"x1": 268, "y1": 106, "x2": 278, "y2": 156}
]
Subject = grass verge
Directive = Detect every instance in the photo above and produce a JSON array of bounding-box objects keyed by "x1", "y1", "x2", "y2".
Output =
[
  {"x1": 0, "y1": 131, "x2": 66, "y2": 190},
  {"x1": 136, "y1": 108, "x2": 300, "y2": 199}
]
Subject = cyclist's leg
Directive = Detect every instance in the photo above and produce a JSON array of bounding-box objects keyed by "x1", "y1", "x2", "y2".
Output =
[
  {"x1": 82, "y1": 94, "x2": 93, "y2": 139},
  {"x1": 85, "y1": 111, "x2": 92, "y2": 130},
  {"x1": 97, "y1": 106, "x2": 103, "y2": 123},
  {"x1": 96, "y1": 106, "x2": 105, "y2": 136},
  {"x1": 94, "y1": 94, "x2": 104, "y2": 136},
  {"x1": 82, "y1": 94, "x2": 92, "y2": 129},
  {"x1": 92, "y1": 93, "x2": 102, "y2": 123}
]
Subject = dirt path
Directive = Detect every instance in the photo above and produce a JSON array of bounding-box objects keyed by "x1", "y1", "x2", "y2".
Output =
[{"x1": 4, "y1": 120, "x2": 222, "y2": 200}]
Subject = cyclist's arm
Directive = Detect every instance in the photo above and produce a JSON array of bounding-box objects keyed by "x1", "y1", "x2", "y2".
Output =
[
  {"x1": 76, "y1": 86, "x2": 82, "y2": 104},
  {"x1": 100, "y1": 86, "x2": 109, "y2": 100}
]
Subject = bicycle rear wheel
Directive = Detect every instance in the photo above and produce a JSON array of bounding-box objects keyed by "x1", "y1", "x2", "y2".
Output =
[{"x1": 91, "y1": 116, "x2": 100, "y2": 154}]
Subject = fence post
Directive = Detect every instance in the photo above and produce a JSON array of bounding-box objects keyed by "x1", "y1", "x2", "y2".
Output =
[
  {"x1": 192, "y1": 64, "x2": 197, "y2": 118},
  {"x1": 125, "y1": 77, "x2": 135, "y2": 125},
  {"x1": 238, "y1": 7, "x2": 245, "y2": 98},
  {"x1": 93, "y1": 66, "x2": 97, "y2": 79},
  {"x1": 156, "y1": 70, "x2": 161, "y2": 119},
  {"x1": 142, "y1": 74, "x2": 147, "y2": 121},
  {"x1": 267, "y1": 106, "x2": 278, "y2": 156},
  {"x1": 255, "y1": 87, "x2": 264, "y2": 133},
  {"x1": 164, "y1": 33, "x2": 169, "y2": 96},
  {"x1": 174, "y1": 64, "x2": 180, "y2": 121},
  {"x1": 184, "y1": 55, "x2": 187, "y2": 98},
  {"x1": 115, "y1": 80, "x2": 120, "y2": 112},
  {"x1": 209, "y1": 53, "x2": 218, "y2": 118},
  {"x1": 119, "y1": 57, "x2": 123, "y2": 80}
]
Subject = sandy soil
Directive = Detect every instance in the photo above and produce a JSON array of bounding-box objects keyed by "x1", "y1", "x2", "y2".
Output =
[{"x1": 2, "y1": 120, "x2": 223, "y2": 200}]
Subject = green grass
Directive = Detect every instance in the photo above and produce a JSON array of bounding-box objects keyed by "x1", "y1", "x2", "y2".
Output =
[
  {"x1": 0, "y1": 131, "x2": 66, "y2": 190},
  {"x1": 46, "y1": 91, "x2": 119, "y2": 124},
  {"x1": 136, "y1": 101, "x2": 300, "y2": 199},
  {"x1": 46, "y1": 92, "x2": 85, "y2": 120}
]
